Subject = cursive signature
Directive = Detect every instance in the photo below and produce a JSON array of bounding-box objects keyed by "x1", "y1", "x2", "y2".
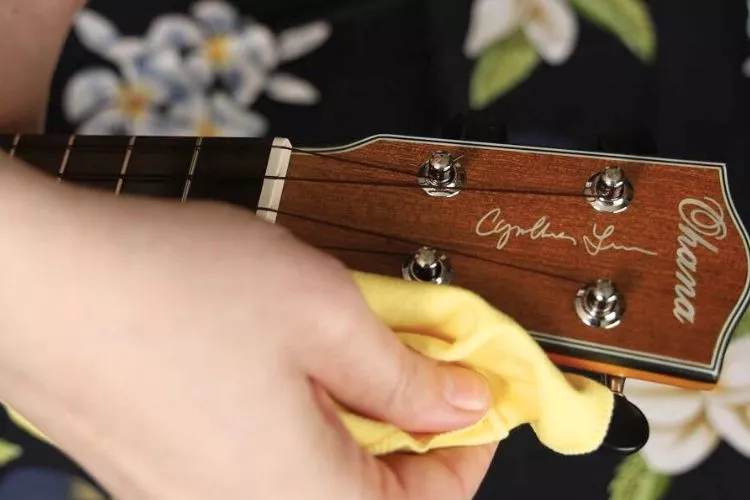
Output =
[
  {"x1": 582, "y1": 224, "x2": 658, "y2": 257},
  {"x1": 475, "y1": 208, "x2": 578, "y2": 250},
  {"x1": 474, "y1": 207, "x2": 658, "y2": 257}
]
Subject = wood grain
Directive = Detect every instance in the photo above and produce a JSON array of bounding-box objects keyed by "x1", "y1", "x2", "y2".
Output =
[{"x1": 276, "y1": 136, "x2": 750, "y2": 388}]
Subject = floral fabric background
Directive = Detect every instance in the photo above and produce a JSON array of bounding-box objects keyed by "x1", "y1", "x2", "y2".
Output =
[{"x1": 1, "y1": 0, "x2": 750, "y2": 498}]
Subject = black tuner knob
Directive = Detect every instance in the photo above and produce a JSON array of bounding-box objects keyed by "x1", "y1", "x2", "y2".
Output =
[
  {"x1": 441, "y1": 111, "x2": 508, "y2": 143},
  {"x1": 599, "y1": 376, "x2": 650, "y2": 454}
]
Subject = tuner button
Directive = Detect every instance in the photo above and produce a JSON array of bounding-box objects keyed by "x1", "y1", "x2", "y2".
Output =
[
  {"x1": 402, "y1": 247, "x2": 452, "y2": 285},
  {"x1": 418, "y1": 151, "x2": 466, "y2": 198},
  {"x1": 575, "y1": 279, "x2": 624, "y2": 329},
  {"x1": 583, "y1": 165, "x2": 633, "y2": 213},
  {"x1": 600, "y1": 166, "x2": 624, "y2": 188},
  {"x1": 428, "y1": 151, "x2": 454, "y2": 183},
  {"x1": 600, "y1": 376, "x2": 650, "y2": 454}
]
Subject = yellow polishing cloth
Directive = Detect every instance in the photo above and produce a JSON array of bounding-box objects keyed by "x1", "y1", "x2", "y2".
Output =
[{"x1": 6, "y1": 272, "x2": 614, "y2": 456}]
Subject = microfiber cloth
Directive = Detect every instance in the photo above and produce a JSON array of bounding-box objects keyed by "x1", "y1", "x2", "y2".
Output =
[{"x1": 6, "y1": 272, "x2": 614, "y2": 456}]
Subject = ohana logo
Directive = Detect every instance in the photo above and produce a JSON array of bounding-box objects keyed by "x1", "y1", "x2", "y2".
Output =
[{"x1": 673, "y1": 197, "x2": 727, "y2": 324}]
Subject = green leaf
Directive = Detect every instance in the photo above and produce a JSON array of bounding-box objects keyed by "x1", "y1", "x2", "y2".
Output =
[
  {"x1": 0, "y1": 439, "x2": 22, "y2": 466},
  {"x1": 469, "y1": 30, "x2": 540, "y2": 109},
  {"x1": 68, "y1": 478, "x2": 108, "y2": 500},
  {"x1": 608, "y1": 454, "x2": 672, "y2": 500},
  {"x1": 571, "y1": 0, "x2": 656, "y2": 62}
]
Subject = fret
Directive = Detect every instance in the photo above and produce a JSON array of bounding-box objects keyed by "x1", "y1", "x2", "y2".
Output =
[
  {"x1": 4, "y1": 133, "x2": 277, "y2": 212},
  {"x1": 115, "y1": 137, "x2": 136, "y2": 195},
  {"x1": 11, "y1": 134, "x2": 70, "y2": 176},
  {"x1": 64, "y1": 136, "x2": 132, "y2": 191},
  {"x1": 120, "y1": 137, "x2": 198, "y2": 198},
  {"x1": 188, "y1": 137, "x2": 273, "y2": 210},
  {"x1": 181, "y1": 137, "x2": 203, "y2": 202},
  {"x1": 57, "y1": 135, "x2": 76, "y2": 182},
  {"x1": 8, "y1": 134, "x2": 20, "y2": 157}
]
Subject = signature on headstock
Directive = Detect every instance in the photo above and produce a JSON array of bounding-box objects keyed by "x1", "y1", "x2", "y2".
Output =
[
  {"x1": 474, "y1": 208, "x2": 658, "y2": 257},
  {"x1": 673, "y1": 196, "x2": 727, "y2": 325}
]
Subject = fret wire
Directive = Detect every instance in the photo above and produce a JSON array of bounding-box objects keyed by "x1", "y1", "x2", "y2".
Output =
[
  {"x1": 181, "y1": 137, "x2": 203, "y2": 202},
  {"x1": 57, "y1": 134, "x2": 77, "y2": 182},
  {"x1": 115, "y1": 137, "x2": 136, "y2": 195},
  {"x1": 8, "y1": 134, "x2": 20, "y2": 158}
]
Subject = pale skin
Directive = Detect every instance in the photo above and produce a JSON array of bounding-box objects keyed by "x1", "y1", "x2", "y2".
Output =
[{"x1": 0, "y1": 1, "x2": 498, "y2": 500}]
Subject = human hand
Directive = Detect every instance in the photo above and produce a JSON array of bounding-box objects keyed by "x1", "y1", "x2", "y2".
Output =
[
  {"x1": 0, "y1": 160, "x2": 496, "y2": 500},
  {"x1": 0, "y1": 0, "x2": 89, "y2": 133}
]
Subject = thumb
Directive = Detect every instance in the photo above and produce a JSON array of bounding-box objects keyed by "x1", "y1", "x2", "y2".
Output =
[{"x1": 295, "y1": 295, "x2": 491, "y2": 434}]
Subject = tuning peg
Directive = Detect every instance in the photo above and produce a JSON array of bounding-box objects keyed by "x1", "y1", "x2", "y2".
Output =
[
  {"x1": 599, "y1": 376, "x2": 650, "y2": 454},
  {"x1": 597, "y1": 129, "x2": 658, "y2": 156},
  {"x1": 441, "y1": 111, "x2": 508, "y2": 143},
  {"x1": 402, "y1": 247, "x2": 453, "y2": 285}
]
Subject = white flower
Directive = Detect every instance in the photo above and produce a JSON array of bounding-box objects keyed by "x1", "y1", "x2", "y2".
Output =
[
  {"x1": 625, "y1": 335, "x2": 750, "y2": 475},
  {"x1": 63, "y1": 50, "x2": 192, "y2": 135},
  {"x1": 64, "y1": 2, "x2": 331, "y2": 137},
  {"x1": 66, "y1": 11, "x2": 200, "y2": 135},
  {"x1": 153, "y1": 93, "x2": 269, "y2": 137},
  {"x1": 464, "y1": 0, "x2": 578, "y2": 65},
  {"x1": 146, "y1": 0, "x2": 330, "y2": 105},
  {"x1": 72, "y1": 9, "x2": 122, "y2": 60}
]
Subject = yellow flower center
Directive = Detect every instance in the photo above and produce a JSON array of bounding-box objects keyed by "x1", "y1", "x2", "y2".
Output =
[
  {"x1": 205, "y1": 36, "x2": 231, "y2": 66},
  {"x1": 116, "y1": 85, "x2": 152, "y2": 119},
  {"x1": 197, "y1": 119, "x2": 220, "y2": 137},
  {"x1": 528, "y1": 2, "x2": 545, "y2": 22}
]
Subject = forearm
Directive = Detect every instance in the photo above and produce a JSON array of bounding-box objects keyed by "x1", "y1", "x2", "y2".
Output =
[
  {"x1": 0, "y1": 152, "x2": 77, "y2": 386},
  {"x1": 0, "y1": 152, "x2": 138, "y2": 492},
  {"x1": 0, "y1": 0, "x2": 86, "y2": 133}
]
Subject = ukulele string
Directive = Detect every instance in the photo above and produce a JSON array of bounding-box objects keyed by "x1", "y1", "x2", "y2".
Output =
[
  {"x1": 18, "y1": 141, "x2": 588, "y2": 282},
  {"x1": 20, "y1": 142, "x2": 417, "y2": 179},
  {"x1": 22, "y1": 143, "x2": 589, "y2": 198},
  {"x1": 58, "y1": 172, "x2": 587, "y2": 198},
  {"x1": 262, "y1": 176, "x2": 588, "y2": 198},
  {"x1": 258, "y1": 207, "x2": 582, "y2": 285},
  {"x1": 275, "y1": 144, "x2": 414, "y2": 178},
  {"x1": 270, "y1": 146, "x2": 585, "y2": 197}
]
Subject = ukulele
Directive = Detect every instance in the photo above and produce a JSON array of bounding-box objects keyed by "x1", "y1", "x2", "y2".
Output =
[{"x1": 2, "y1": 131, "x2": 748, "y2": 454}]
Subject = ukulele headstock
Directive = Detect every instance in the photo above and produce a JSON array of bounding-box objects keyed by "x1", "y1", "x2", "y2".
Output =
[{"x1": 275, "y1": 134, "x2": 750, "y2": 391}]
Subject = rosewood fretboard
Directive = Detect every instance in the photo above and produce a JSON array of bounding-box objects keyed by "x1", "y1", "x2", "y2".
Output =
[{"x1": 0, "y1": 134, "x2": 274, "y2": 209}]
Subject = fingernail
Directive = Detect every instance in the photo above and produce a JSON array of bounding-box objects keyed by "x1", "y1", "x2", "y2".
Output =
[{"x1": 442, "y1": 365, "x2": 491, "y2": 412}]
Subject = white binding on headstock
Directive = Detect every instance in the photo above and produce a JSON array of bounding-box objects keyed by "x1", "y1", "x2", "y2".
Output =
[{"x1": 257, "y1": 137, "x2": 292, "y2": 223}]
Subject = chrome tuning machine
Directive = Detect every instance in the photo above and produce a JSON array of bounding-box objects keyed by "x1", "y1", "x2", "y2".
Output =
[
  {"x1": 574, "y1": 279, "x2": 624, "y2": 329},
  {"x1": 418, "y1": 151, "x2": 465, "y2": 197},
  {"x1": 583, "y1": 165, "x2": 633, "y2": 213},
  {"x1": 402, "y1": 247, "x2": 452, "y2": 285}
]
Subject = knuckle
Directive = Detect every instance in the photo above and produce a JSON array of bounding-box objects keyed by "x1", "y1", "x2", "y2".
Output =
[{"x1": 380, "y1": 348, "x2": 421, "y2": 418}]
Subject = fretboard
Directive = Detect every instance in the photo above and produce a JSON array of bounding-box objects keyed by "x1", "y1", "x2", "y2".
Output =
[{"x1": 0, "y1": 134, "x2": 288, "y2": 215}]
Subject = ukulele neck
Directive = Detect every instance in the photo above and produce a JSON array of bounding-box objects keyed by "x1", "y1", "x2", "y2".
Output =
[{"x1": 1, "y1": 133, "x2": 292, "y2": 221}]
